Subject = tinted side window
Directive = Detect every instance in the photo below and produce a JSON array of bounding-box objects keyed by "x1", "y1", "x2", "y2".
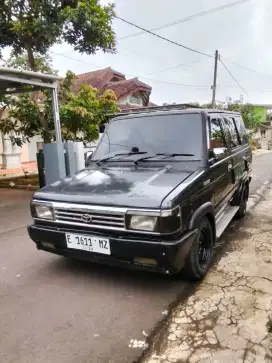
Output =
[
  {"x1": 209, "y1": 118, "x2": 226, "y2": 149},
  {"x1": 223, "y1": 116, "x2": 240, "y2": 148},
  {"x1": 235, "y1": 116, "x2": 248, "y2": 145}
]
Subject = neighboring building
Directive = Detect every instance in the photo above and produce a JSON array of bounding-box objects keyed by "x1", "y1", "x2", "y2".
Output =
[
  {"x1": 253, "y1": 104, "x2": 272, "y2": 150},
  {"x1": 74, "y1": 67, "x2": 154, "y2": 110},
  {"x1": 254, "y1": 122, "x2": 272, "y2": 150}
]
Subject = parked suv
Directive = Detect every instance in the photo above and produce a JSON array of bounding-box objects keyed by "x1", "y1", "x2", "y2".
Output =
[{"x1": 28, "y1": 106, "x2": 252, "y2": 280}]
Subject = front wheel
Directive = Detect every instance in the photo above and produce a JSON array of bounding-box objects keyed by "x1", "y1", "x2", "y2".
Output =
[{"x1": 182, "y1": 217, "x2": 214, "y2": 281}]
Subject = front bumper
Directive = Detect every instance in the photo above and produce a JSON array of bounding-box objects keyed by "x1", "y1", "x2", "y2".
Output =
[{"x1": 28, "y1": 224, "x2": 197, "y2": 275}]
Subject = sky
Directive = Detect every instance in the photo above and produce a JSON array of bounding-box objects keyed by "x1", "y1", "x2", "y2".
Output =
[{"x1": 6, "y1": 0, "x2": 272, "y2": 106}]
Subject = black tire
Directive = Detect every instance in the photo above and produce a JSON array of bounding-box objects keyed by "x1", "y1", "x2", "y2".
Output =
[
  {"x1": 236, "y1": 186, "x2": 248, "y2": 219},
  {"x1": 182, "y1": 217, "x2": 214, "y2": 281}
]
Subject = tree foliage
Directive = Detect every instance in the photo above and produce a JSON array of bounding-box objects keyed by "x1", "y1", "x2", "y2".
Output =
[
  {"x1": 60, "y1": 75, "x2": 119, "y2": 142},
  {"x1": 0, "y1": 0, "x2": 116, "y2": 70},
  {"x1": 0, "y1": 68, "x2": 119, "y2": 146},
  {"x1": 227, "y1": 103, "x2": 264, "y2": 131},
  {"x1": 201, "y1": 100, "x2": 263, "y2": 131},
  {"x1": 5, "y1": 52, "x2": 57, "y2": 74}
]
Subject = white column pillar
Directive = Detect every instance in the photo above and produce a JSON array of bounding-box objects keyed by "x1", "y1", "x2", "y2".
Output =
[
  {"x1": 2, "y1": 134, "x2": 12, "y2": 153},
  {"x1": 1, "y1": 133, "x2": 21, "y2": 169}
]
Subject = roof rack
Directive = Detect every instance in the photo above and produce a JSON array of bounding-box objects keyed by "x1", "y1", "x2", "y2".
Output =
[{"x1": 116, "y1": 103, "x2": 201, "y2": 117}]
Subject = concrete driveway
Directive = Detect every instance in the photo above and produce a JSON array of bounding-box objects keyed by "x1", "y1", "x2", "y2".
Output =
[{"x1": 0, "y1": 151, "x2": 272, "y2": 363}]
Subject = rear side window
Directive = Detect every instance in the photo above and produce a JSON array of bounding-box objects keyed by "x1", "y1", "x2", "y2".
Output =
[
  {"x1": 223, "y1": 116, "x2": 240, "y2": 148},
  {"x1": 209, "y1": 118, "x2": 226, "y2": 149},
  {"x1": 235, "y1": 116, "x2": 249, "y2": 145}
]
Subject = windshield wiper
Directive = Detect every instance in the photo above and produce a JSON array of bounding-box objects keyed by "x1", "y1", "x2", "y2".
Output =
[
  {"x1": 134, "y1": 153, "x2": 195, "y2": 164},
  {"x1": 95, "y1": 151, "x2": 148, "y2": 165},
  {"x1": 156, "y1": 153, "x2": 195, "y2": 157}
]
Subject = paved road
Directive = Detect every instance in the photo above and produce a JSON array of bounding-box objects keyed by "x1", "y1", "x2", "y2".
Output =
[
  {"x1": 1, "y1": 152, "x2": 272, "y2": 363},
  {"x1": 251, "y1": 152, "x2": 272, "y2": 194}
]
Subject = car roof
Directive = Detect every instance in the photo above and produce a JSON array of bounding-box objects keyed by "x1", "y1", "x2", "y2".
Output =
[{"x1": 112, "y1": 108, "x2": 241, "y2": 122}]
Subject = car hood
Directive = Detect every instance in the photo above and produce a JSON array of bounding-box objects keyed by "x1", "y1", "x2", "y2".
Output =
[{"x1": 34, "y1": 163, "x2": 201, "y2": 209}]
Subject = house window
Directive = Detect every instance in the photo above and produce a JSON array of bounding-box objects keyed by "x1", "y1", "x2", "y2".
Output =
[
  {"x1": 110, "y1": 77, "x2": 121, "y2": 82},
  {"x1": 261, "y1": 130, "x2": 267, "y2": 138},
  {"x1": 128, "y1": 94, "x2": 143, "y2": 106}
]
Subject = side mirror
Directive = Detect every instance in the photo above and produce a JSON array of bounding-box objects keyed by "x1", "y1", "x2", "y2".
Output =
[
  {"x1": 209, "y1": 147, "x2": 228, "y2": 162},
  {"x1": 213, "y1": 147, "x2": 228, "y2": 158}
]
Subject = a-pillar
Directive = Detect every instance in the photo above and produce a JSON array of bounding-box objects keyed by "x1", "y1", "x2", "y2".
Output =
[{"x1": 1, "y1": 133, "x2": 21, "y2": 169}]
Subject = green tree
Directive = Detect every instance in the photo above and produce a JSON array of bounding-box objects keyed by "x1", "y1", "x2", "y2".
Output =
[
  {"x1": 6, "y1": 52, "x2": 57, "y2": 74},
  {"x1": 59, "y1": 72, "x2": 120, "y2": 142},
  {"x1": 0, "y1": 0, "x2": 116, "y2": 70},
  {"x1": 227, "y1": 103, "x2": 263, "y2": 131},
  {"x1": 0, "y1": 70, "x2": 119, "y2": 146},
  {"x1": 201, "y1": 100, "x2": 263, "y2": 131}
]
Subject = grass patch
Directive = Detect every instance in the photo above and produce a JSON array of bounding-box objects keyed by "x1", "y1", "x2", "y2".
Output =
[{"x1": 0, "y1": 174, "x2": 39, "y2": 189}]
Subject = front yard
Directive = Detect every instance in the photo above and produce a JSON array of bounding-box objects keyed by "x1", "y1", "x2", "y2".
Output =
[{"x1": 0, "y1": 175, "x2": 39, "y2": 190}]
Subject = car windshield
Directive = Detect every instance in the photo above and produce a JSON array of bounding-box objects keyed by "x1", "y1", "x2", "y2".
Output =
[{"x1": 93, "y1": 113, "x2": 203, "y2": 161}]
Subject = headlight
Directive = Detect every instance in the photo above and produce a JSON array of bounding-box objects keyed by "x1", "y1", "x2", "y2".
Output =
[
  {"x1": 126, "y1": 206, "x2": 181, "y2": 234},
  {"x1": 129, "y1": 215, "x2": 158, "y2": 231},
  {"x1": 31, "y1": 203, "x2": 54, "y2": 220}
]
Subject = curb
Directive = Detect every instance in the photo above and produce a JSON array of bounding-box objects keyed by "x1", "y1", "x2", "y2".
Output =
[{"x1": 0, "y1": 185, "x2": 38, "y2": 191}]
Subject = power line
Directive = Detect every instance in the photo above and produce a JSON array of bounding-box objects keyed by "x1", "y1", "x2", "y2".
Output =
[
  {"x1": 52, "y1": 47, "x2": 204, "y2": 79},
  {"x1": 118, "y1": 0, "x2": 250, "y2": 41},
  {"x1": 50, "y1": 50, "x2": 211, "y2": 88},
  {"x1": 51, "y1": 49, "x2": 272, "y2": 93},
  {"x1": 219, "y1": 58, "x2": 249, "y2": 96},
  {"x1": 217, "y1": 85, "x2": 272, "y2": 93},
  {"x1": 143, "y1": 59, "x2": 204, "y2": 76},
  {"x1": 115, "y1": 16, "x2": 213, "y2": 58},
  {"x1": 51, "y1": 41, "x2": 272, "y2": 84},
  {"x1": 50, "y1": 51, "x2": 101, "y2": 69},
  {"x1": 221, "y1": 57, "x2": 272, "y2": 78},
  {"x1": 136, "y1": 77, "x2": 209, "y2": 88}
]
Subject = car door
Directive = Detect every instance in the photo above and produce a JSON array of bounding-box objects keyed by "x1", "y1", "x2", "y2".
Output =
[
  {"x1": 234, "y1": 114, "x2": 252, "y2": 175},
  {"x1": 222, "y1": 115, "x2": 244, "y2": 197},
  {"x1": 207, "y1": 114, "x2": 233, "y2": 213}
]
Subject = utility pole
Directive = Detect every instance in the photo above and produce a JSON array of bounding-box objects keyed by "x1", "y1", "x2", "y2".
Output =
[{"x1": 211, "y1": 50, "x2": 219, "y2": 108}]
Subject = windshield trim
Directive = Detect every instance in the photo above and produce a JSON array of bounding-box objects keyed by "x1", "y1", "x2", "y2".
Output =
[{"x1": 111, "y1": 110, "x2": 202, "y2": 123}]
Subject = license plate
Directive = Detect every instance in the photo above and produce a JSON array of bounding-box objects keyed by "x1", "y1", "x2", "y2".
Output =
[{"x1": 65, "y1": 233, "x2": 111, "y2": 255}]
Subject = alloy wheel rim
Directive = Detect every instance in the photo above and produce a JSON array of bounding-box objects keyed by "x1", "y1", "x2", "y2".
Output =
[{"x1": 198, "y1": 226, "x2": 212, "y2": 269}]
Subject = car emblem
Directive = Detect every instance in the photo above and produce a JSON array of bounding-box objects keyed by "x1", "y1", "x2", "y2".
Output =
[{"x1": 81, "y1": 214, "x2": 92, "y2": 224}]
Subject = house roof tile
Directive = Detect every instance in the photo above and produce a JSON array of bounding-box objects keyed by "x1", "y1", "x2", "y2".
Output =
[
  {"x1": 104, "y1": 78, "x2": 151, "y2": 98},
  {"x1": 74, "y1": 67, "x2": 125, "y2": 90},
  {"x1": 75, "y1": 67, "x2": 152, "y2": 107}
]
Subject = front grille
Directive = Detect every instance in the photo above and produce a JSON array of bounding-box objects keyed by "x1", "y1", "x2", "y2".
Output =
[{"x1": 54, "y1": 207, "x2": 125, "y2": 230}]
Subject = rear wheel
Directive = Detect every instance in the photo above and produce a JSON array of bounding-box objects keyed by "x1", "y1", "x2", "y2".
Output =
[
  {"x1": 236, "y1": 186, "x2": 248, "y2": 219},
  {"x1": 183, "y1": 217, "x2": 214, "y2": 281}
]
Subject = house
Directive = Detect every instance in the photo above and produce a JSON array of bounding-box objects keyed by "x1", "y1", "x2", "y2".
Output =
[
  {"x1": 74, "y1": 67, "x2": 155, "y2": 155},
  {"x1": 253, "y1": 104, "x2": 272, "y2": 149},
  {"x1": 74, "y1": 67, "x2": 154, "y2": 110},
  {"x1": 254, "y1": 121, "x2": 272, "y2": 150}
]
